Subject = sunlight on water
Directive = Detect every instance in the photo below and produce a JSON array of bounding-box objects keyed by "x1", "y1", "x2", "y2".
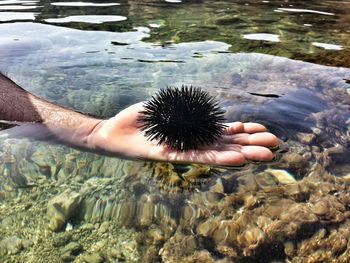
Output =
[
  {"x1": 51, "y1": 2, "x2": 120, "y2": 7},
  {"x1": 312, "y1": 42, "x2": 343, "y2": 50},
  {"x1": 242, "y1": 33, "x2": 280, "y2": 42},
  {"x1": 0, "y1": 11, "x2": 36, "y2": 21},
  {"x1": 0, "y1": 5, "x2": 38, "y2": 10},
  {"x1": 45, "y1": 15, "x2": 127, "y2": 24},
  {"x1": 277, "y1": 8, "x2": 335, "y2": 16},
  {"x1": 0, "y1": 0, "x2": 38, "y2": 4}
]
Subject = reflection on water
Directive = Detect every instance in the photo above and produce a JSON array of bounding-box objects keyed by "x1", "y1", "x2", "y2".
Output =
[
  {"x1": 45, "y1": 15, "x2": 128, "y2": 24},
  {"x1": 242, "y1": 33, "x2": 280, "y2": 42},
  {"x1": 0, "y1": 0, "x2": 350, "y2": 262},
  {"x1": 312, "y1": 42, "x2": 343, "y2": 50},
  {"x1": 0, "y1": 11, "x2": 36, "y2": 21},
  {"x1": 51, "y1": 2, "x2": 121, "y2": 7},
  {"x1": 276, "y1": 7, "x2": 335, "y2": 16},
  {"x1": 0, "y1": 5, "x2": 38, "y2": 10}
]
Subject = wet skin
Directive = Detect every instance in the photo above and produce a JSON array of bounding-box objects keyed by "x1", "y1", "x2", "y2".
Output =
[{"x1": 0, "y1": 73, "x2": 278, "y2": 166}]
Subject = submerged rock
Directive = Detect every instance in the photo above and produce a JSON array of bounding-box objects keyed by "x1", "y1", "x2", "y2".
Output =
[
  {"x1": 296, "y1": 132, "x2": 316, "y2": 145},
  {"x1": 81, "y1": 252, "x2": 104, "y2": 263},
  {"x1": 265, "y1": 169, "x2": 297, "y2": 185},
  {"x1": 0, "y1": 236, "x2": 27, "y2": 255},
  {"x1": 282, "y1": 152, "x2": 304, "y2": 167},
  {"x1": 60, "y1": 242, "x2": 83, "y2": 262},
  {"x1": 237, "y1": 227, "x2": 266, "y2": 256},
  {"x1": 47, "y1": 190, "x2": 82, "y2": 231},
  {"x1": 1, "y1": 51, "x2": 350, "y2": 262}
]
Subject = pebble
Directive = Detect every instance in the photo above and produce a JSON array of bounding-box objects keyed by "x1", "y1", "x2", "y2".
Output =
[
  {"x1": 282, "y1": 152, "x2": 304, "y2": 166},
  {"x1": 297, "y1": 132, "x2": 316, "y2": 144},
  {"x1": 47, "y1": 190, "x2": 81, "y2": 232},
  {"x1": 52, "y1": 232, "x2": 72, "y2": 247},
  {"x1": 209, "y1": 178, "x2": 225, "y2": 193},
  {"x1": 0, "y1": 236, "x2": 25, "y2": 255},
  {"x1": 82, "y1": 252, "x2": 104, "y2": 263},
  {"x1": 148, "y1": 228, "x2": 165, "y2": 243},
  {"x1": 60, "y1": 242, "x2": 83, "y2": 262},
  {"x1": 98, "y1": 221, "x2": 110, "y2": 234},
  {"x1": 266, "y1": 169, "x2": 296, "y2": 185}
]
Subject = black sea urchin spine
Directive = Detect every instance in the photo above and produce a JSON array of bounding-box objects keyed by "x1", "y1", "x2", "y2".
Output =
[{"x1": 138, "y1": 85, "x2": 226, "y2": 151}]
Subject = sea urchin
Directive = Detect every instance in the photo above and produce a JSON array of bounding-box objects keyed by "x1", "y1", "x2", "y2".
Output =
[{"x1": 138, "y1": 85, "x2": 226, "y2": 151}]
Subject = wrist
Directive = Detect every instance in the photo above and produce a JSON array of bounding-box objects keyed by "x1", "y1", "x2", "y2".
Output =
[
  {"x1": 43, "y1": 116, "x2": 103, "y2": 150},
  {"x1": 85, "y1": 118, "x2": 106, "y2": 151}
]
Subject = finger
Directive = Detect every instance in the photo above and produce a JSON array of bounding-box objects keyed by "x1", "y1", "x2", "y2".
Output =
[
  {"x1": 114, "y1": 102, "x2": 145, "y2": 127},
  {"x1": 240, "y1": 145, "x2": 274, "y2": 161},
  {"x1": 223, "y1": 122, "x2": 244, "y2": 134},
  {"x1": 162, "y1": 149, "x2": 246, "y2": 166},
  {"x1": 220, "y1": 132, "x2": 278, "y2": 148},
  {"x1": 224, "y1": 122, "x2": 267, "y2": 135},
  {"x1": 119, "y1": 102, "x2": 144, "y2": 116},
  {"x1": 201, "y1": 144, "x2": 274, "y2": 162}
]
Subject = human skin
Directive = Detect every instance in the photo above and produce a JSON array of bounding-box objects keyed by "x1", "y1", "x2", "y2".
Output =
[{"x1": 0, "y1": 73, "x2": 278, "y2": 166}]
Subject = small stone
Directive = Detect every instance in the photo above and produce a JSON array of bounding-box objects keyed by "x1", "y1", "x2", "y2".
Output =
[
  {"x1": 143, "y1": 245, "x2": 159, "y2": 262},
  {"x1": 148, "y1": 228, "x2": 165, "y2": 243},
  {"x1": 326, "y1": 144, "x2": 344, "y2": 154},
  {"x1": 255, "y1": 172, "x2": 277, "y2": 188},
  {"x1": 109, "y1": 248, "x2": 120, "y2": 259},
  {"x1": 311, "y1": 127, "x2": 322, "y2": 135},
  {"x1": 47, "y1": 205, "x2": 66, "y2": 232},
  {"x1": 82, "y1": 252, "x2": 104, "y2": 263},
  {"x1": 138, "y1": 203, "x2": 154, "y2": 227},
  {"x1": 312, "y1": 200, "x2": 329, "y2": 216},
  {"x1": 244, "y1": 194, "x2": 258, "y2": 209},
  {"x1": 237, "y1": 227, "x2": 265, "y2": 252},
  {"x1": 65, "y1": 223, "x2": 73, "y2": 231},
  {"x1": 62, "y1": 242, "x2": 83, "y2": 254},
  {"x1": 191, "y1": 250, "x2": 215, "y2": 262},
  {"x1": 266, "y1": 169, "x2": 296, "y2": 185},
  {"x1": 209, "y1": 178, "x2": 225, "y2": 193},
  {"x1": 52, "y1": 232, "x2": 72, "y2": 247},
  {"x1": 0, "y1": 236, "x2": 24, "y2": 255},
  {"x1": 196, "y1": 219, "x2": 218, "y2": 237},
  {"x1": 98, "y1": 221, "x2": 110, "y2": 234},
  {"x1": 256, "y1": 216, "x2": 273, "y2": 231},
  {"x1": 282, "y1": 152, "x2": 304, "y2": 167},
  {"x1": 297, "y1": 132, "x2": 316, "y2": 144},
  {"x1": 47, "y1": 190, "x2": 81, "y2": 231},
  {"x1": 61, "y1": 242, "x2": 83, "y2": 262},
  {"x1": 80, "y1": 223, "x2": 95, "y2": 230},
  {"x1": 280, "y1": 203, "x2": 318, "y2": 223},
  {"x1": 284, "y1": 241, "x2": 295, "y2": 256}
]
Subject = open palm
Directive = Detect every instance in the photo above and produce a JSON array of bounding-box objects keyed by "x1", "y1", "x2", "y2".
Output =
[{"x1": 89, "y1": 102, "x2": 278, "y2": 166}]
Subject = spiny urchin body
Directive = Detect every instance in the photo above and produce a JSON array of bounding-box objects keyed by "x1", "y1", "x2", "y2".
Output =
[{"x1": 138, "y1": 85, "x2": 226, "y2": 151}]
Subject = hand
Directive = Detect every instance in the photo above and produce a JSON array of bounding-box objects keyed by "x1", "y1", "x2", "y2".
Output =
[{"x1": 88, "y1": 102, "x2": 278, "y2": 166}]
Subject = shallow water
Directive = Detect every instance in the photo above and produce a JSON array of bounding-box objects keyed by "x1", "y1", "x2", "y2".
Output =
[{"x1": 0, "y1": 0, "x2": 350, "y2": 262}]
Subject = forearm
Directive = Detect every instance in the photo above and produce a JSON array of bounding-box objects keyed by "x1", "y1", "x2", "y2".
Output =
[
  {"x1": 0, "y1": 73, "x2": 101, "y2": 148},
  {"x1": 0, "y1": 73, "x2": 94, "y2": 125}
]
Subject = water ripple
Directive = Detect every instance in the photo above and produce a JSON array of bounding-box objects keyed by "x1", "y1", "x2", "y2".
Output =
[
  {"x1": 277, "y1": 8, "x2": 334, "y2": 16},
  {"x1": 312, "y1": 42, "x2": 343, "y2": 50},
  {"x1": 0, "y1": 12, "x2": 36, "y2": 21},
  {"x1": 45, "y1": 15, "x2": 127, "y2": 24},
  {"x1": 0, "y1": 5, "x2": 38, "y2": 10},
  {"x1": 243, "y1": 33, "x2": 280, "y2": 42},
  {"x1": 51, "y1": 2, "x2": 120, "y2": 7}
]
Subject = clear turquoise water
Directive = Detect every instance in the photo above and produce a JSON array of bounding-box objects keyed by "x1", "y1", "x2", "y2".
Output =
[{"x1": 1, "y1": 0, "x2": 350, "y2": 262}]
